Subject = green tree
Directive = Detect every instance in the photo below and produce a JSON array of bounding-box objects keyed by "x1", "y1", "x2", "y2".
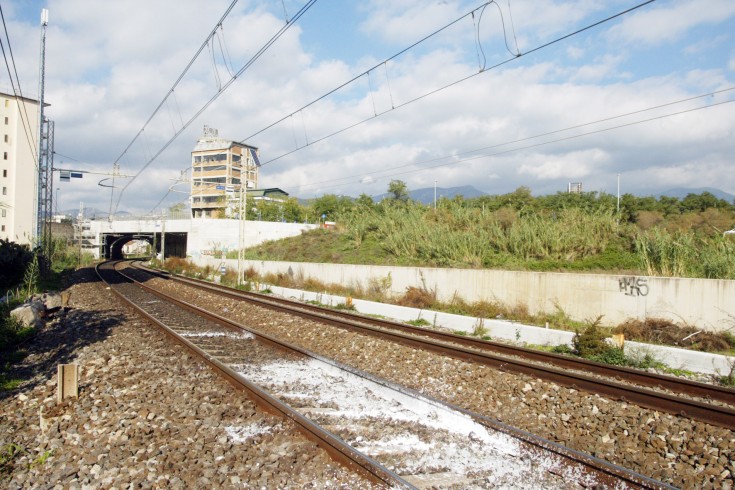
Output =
[
  {"x1": 310, "y1": 194, "x2": 354, "y2": 221},
  {"x1": 681, "y1": 191, "x2": 731, "y2": 213},
  {"x1": 354, "y1": 193, "x2": 375, "y2": 209},
  {"x1": 387, "y1": 180, "x2": 410, "y2": 204}
]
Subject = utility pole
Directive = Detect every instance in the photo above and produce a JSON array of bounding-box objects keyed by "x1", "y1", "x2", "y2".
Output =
[
  {"x1": 237, "y1": 180, "x2": 246, "y2": 287},
  {"x1": 161, "y1": 210, "x2": 166, "y2": 261},
  {"x1": 35, "y1": 9, "x2": 50, "y2": 252},
  {"x1": 617, "y1": 173, "x2": 621, "y2": 224}
]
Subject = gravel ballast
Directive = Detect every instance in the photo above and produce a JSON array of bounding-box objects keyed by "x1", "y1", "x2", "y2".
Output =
[
  {"x1": 0, "y1": 267, "x2": 378, "y2": 489},
  {"x1": 145, "y1": 274, "x2": 735, "y2": 490}
]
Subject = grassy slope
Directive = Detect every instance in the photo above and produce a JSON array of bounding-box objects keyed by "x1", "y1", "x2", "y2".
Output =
[{"x1": 242, "y1": 228, "x2": 642, "y2": 274}]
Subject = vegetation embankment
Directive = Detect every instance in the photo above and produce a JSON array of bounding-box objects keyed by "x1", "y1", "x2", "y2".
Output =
[{"x1": 240, "y1": 185, "x2": 735, "y2": 279}]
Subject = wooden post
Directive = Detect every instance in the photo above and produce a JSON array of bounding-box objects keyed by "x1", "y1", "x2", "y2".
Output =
[
  {"x1": 611, "y1": 334, "x2": 625, "y2": 349},
  {"x1": 57, "y1": 364, "x2": 79, "y2": 403}
]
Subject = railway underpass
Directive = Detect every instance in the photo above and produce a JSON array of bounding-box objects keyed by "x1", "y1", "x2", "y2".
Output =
[{"x1": 103, "y1": 231, "x2": 188, "y2": 260}]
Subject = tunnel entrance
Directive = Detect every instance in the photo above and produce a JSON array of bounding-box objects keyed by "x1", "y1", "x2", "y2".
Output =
[{"x1": 104, "y1": 232, "x2": 188, "y2": 260}]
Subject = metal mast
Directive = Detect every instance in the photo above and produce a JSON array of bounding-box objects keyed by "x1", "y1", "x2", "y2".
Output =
[{"x1": 35, "y1": 9, "x2": 49, "y2": 250}]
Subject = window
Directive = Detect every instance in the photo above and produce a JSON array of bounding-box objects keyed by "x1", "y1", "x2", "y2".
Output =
[
  {"x1": 2, "y1": 187, "x2": 5, "y2": 195},
  {"x1": 3, "y1": 152, "x2": 7, "y2": 160},
  {"x1": 202, "y1": 177, "x2": 226, "y2": 184},
  {"x1": 2, "y1": 169, "x2": 6, "y2": 177},
  {"x1": 1, "y1": 209, "x2": 5, "y2": 217},
  {"x1": 3, "y1": 117, "x2": 7, "y2": 125},
  {"x1": 1, "y1": 225, "x2": 4, "y2": 232},
  {"x1": 3, "y1": 135, "x2": 6, "y2": 143}
]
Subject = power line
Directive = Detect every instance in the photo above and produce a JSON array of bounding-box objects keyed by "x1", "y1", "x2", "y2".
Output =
[
  {"x1": 296, "y1": 92, "x2": 735, "y2": 194},
  {"x1": 239, "y1": 1, "x2": 496, "y2": 145},
  {"x1": 110, "y1": 0, "x2": 240, "y2": 169},
  {"x1": 112, "y1": 0, "x2": 319, "y2": 215},
  {"x1": 297, "y1": 87, "x2": 735, "y2": 191},
  {"x1": 250, "y1": 0, "x2": 657, "y2": 168},
  {"x1": 0, "y1": 5, "x2": 40, "y2": 168}
]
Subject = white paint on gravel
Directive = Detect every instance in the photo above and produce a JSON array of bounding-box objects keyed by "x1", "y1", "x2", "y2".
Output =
[
  {"x1": 225, "y1": 422, "x2": 278, "y2": 443},
  {"x1": 235, "y1": 358, "x2": 610, "y2": 488},
  {"x1": 180, "y1": 331, "x2": 254, "y2": 339}
]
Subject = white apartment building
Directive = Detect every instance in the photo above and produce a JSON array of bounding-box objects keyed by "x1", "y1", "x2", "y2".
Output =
[
  {"x1": 190, "y1": 126, "x2": 260, "y2": 219},
  {"x1": 0, "y1": 91, "x2": 40, "y2": 245}
]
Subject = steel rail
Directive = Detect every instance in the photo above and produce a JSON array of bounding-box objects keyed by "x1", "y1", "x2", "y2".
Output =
[
  {"x1": 96, "y1": 261, "x2": 412, "y2": 489},
  {"x1": 133, "y1": 261, "x2": 735, "y2": 430},
  {"x1": 115, "y1": 260, "x2": 673, "y2": 490}
]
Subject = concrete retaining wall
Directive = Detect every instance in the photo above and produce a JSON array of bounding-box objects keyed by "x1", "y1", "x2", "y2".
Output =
[
  {"x1": 263, "y1": 284, "x2": 735, "y2": 376},
  {"x1": 192, "y1": 258, "x2": 735, "y2": 332}
]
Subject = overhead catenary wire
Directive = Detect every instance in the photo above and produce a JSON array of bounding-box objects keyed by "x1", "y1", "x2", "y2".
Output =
[
  {"x1": 292, "y1": 87, "x2": 734, "y2": 193},
  {"x1": 239, "y1": 1, "x2": 497, "y2": 145},
  {"x1": 250, "y1": 0, "x2": 657, "y2": 168},
  {"x1": 0, "y1": 5, "x2": 40, "y2": 168},
  {"x1": 365, "y1": 98, "x2": 735, "y2": 187},
  {"x1": 110, "y1": 0, "x2": 240, "y2": 170},
  {"x1": 145, "y1": 0, "x2": 661, "y2": 212},
  {"x1": 112, "y1": 0, "x2": 319, "y2": 215}
]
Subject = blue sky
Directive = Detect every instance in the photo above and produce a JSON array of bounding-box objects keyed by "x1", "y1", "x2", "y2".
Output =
[{"x1": 1, "y1": 0, "x2": 734, "y2": 214}]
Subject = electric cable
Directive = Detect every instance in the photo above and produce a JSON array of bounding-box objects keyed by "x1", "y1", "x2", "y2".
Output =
[
  {"x1": 250, "y1": 0, "x2": 656, "y2": 168},
  {"x1": 239, "y1": 1, "x2": 495, "y2": 145},
  {"x1": 0, "y1": 5, "x2": 40, "y2": 168},
  {"x1": 112, "y1": 0, "x2": 319, "y2": 214},
  {"x1": 292, "y1": 87, "x2": 734, "y2": 193},
  {"x1": 110, "y1": 0, "x2": 239, "y2": 168}
]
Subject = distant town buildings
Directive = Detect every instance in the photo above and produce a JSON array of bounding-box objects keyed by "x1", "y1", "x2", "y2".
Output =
[
  {"x1": 568, "y1": 182, "x2": 583, "y2": 194},
  {"x1": 190, "y1": 126, "x2": 261, "y2": 219},
  {"x1": 0, "y1": 91, "x2": 41, "y2": 245}
]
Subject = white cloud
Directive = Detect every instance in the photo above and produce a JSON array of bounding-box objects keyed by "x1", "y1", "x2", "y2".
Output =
[
  {"x1": 518, "y1": 149, "x2": 606, "y2": 180},
  {"x1": 607, "y1": 0, "x2": 735, "y2": 46},
  {"x1": 4, "y1": 0, "x2": 734, "y2": 215}
]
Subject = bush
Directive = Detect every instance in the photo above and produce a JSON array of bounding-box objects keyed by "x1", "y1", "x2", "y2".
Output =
[
  {"x1": 0, "y1": 240, "x2": 34, "y2": 291},
  {"x1": 589, "y1": 347, "x2": 628, "y2": 366},
  {"x1": 551, "y1": 344, "x2": 574, "y2": 355},
  {"x1": 573, "y1": 322, "x2": 609, "y2": 358},
  {"x1": 397, "y1": 286, "x2": 436, "y2": 309}
]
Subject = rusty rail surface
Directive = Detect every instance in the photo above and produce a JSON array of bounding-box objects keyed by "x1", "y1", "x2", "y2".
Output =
[
  {"x1": 96, "y1": 261, "x2": 411, "y2": 489},
  {"x1": 133, "y1": 261, "x2": 735, "y2": 431},
  {"x1": 106, "y1": 260, "x2": 674, "y2": 489}
]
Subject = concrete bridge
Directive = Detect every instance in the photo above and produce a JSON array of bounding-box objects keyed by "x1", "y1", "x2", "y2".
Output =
[{"x1": 84, "y1": 218, "x2": 318, "y2": 260}]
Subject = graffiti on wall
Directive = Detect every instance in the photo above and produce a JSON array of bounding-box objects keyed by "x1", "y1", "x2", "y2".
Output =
[{"x1": 618, "y1": 276, "x2": 648, "y2": 297}]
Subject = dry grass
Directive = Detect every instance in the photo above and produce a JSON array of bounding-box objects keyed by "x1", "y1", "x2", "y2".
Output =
[
  {"x1": 614, "y1": 318, "x2": 734, "y2": 352},
  {"x1": 396, "y1": 286, "x2": 436, "y2": 309}
]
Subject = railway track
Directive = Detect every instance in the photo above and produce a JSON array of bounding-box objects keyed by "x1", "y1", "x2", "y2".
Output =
[
  {"x1": 100, "y1": 260, "x2": 672, "y2": 489},
  {"x1": 132, "y1": 260, "x2": 735, "y2": 431}
]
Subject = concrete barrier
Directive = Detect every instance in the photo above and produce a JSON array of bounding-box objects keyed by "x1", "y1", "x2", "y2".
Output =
[
  {"x1": 191, "y1": 258, "x2": 735, "y2": 332},
  {"x1": 262, "y1": 284, "x2": 735, "y2": 376}
]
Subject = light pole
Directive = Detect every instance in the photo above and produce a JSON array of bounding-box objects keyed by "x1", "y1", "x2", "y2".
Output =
[
  {"x1": 237, "y1": 180, "x2": 248, "y2": 287},
  {"x1": 434, "y1": 180, "x2": 437, "y2": 211}
]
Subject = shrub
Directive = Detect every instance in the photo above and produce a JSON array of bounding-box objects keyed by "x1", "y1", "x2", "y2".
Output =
[
  {"x1": 397, "y1": 286, "x2": 436, "y2": 309},
  {"x1": 0, "y1": 239, "x2": 34, "y2": 290},
  {"x1": 572, "y1": 322, "x2": 609, "y2": 358},
  {"x1": 589, "y1": 347, "x2": 628, "y2": 366}
]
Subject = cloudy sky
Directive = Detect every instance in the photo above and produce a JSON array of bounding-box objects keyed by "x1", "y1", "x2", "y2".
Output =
[{"x1": 2, "y1": 0, "x2": 734, "y2": 215}]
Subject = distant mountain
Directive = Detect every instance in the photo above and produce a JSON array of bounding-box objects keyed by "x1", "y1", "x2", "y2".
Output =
[
  {"x1": 374, "y1": 185, "x2": 487, "y2": 205},
  {"x1": 657, "y1": 187, "x2": 735, "y2": 202},
  {"x1": 61, "y1": 207, "x2": 132, "y2": 219}
]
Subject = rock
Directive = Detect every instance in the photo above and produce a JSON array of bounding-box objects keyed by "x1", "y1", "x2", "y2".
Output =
[{"x1": 10, "y1": 301, "x2": 44, "y2": 328}]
